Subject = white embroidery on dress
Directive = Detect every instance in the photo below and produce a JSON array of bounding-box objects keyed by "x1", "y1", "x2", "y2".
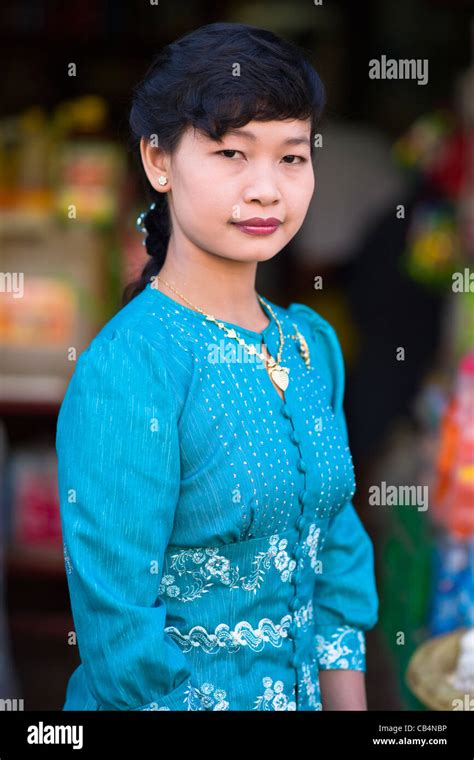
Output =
[
  {"x1": 293, "y1": 599, "x2": 313, "y2": 629},
  {"x1": 140, "y1": 680, "x2": 229, "y2": 711},
  {"x1": 159, "y1": 534, "x2": 297, "y2": 602},
  {"x1": 159, "y1": 548, "x2": 233, "y2": 602},
  {"x1": 300, "y1": 658, "x2": 322, "y2": 710},
  {"x1": 188, "y1": 681, "x2": 229, "y2": 710},
  {"x1": 165, "y1": 599, "x2": 313, "y2": 653},
  {"x1": 315, "y1": 626, "x2": 366, "y2": 669},
  {"x1": 253, "y1": 677, "x2": 296, "y2": 711},
  {"x1": 301, "y1": 523, "x2": 321, "y2": 574}
]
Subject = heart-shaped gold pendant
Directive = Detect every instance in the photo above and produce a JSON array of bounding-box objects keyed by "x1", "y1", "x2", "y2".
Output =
[{"x1": 270, "y1": 366, "x2": 290, "y2": 391}]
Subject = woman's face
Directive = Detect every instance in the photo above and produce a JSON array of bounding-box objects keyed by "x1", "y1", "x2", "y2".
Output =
[{"x1": 143, "y1": 118, "x2": 315, "y2": 264}]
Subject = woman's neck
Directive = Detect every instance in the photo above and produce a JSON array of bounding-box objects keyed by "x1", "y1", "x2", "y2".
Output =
[{"x1": 154, "y1": 258, "x2": 270, "y2": 332}]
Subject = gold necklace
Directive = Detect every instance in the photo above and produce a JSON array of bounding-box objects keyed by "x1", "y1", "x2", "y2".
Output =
[{"x1": 152, "y1": 275, "x2": 292, "y2": 392}]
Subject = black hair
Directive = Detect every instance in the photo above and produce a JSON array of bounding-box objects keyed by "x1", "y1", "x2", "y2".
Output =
[{"x1": 122, "y1": 21, "x2": 326, "y2": 305}]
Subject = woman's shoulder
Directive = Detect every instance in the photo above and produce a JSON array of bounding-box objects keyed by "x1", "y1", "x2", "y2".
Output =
[
  {"x1": 57, "y1": 312, "x2": 178, "y2": 444},
  {"x1": 286, "y1": 300, "x2": 338, "y2": 339},
  {"x1": 76, "y1": 282, "x2": 181, "y2": 371},
  {"x1": 87, "y1": 283, "x2": 169, "y2": 349},
  {"x1": 62, "y1": 289, "x2": 174, "y2": 405},
  {"x1": 262, "y1": 296, "x2": 346, "y2": 382},
  {"x1": 284, "y1": 300, "x2": 347, "y2": 411}
]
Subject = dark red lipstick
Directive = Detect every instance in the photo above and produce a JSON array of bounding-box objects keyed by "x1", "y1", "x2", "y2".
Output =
[{"x1": 232, "y1": 217, "x2": 282, "y2": 236}]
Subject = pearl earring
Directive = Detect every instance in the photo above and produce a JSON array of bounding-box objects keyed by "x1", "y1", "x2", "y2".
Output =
[{"x1": 158, "y1": 175, "x2": 168, "y2": 186}]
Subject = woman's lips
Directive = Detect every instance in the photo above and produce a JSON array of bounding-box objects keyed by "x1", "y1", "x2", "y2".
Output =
[{"x1": 232, "y1": 221, "x2": 281, "y2": 236}]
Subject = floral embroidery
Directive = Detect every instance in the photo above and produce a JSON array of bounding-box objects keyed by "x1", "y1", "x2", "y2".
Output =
[
  {"x1": 165, "y1": 600, "x2": 313, "y2": 654},
  {"x1": 140, "y1": 680, "x2": 228, "y2": 710},
  {"x1": 159, "y1": 547, "x2": 236, "y2": 602},
  {"x1": 159, "y1": 534, "x2": 297, "y2": 602},
  {"x1": 293, "y1": 599, "x2": 313, "y2": 630},
  {"x1": 250, "y1": 534, "x2": 296, "y2": 591},
  {"x1": 301, "y1": 658, "x2": 322, "y2": 710},
  {"x1": 315, "y1": 626, "x2": 366, "y2": 670},
  {"x1": 253, "y1": 677, "x2": 296, "y2": 711},
  {"x1": 302, "y1": 524, "x2": 321, "y2": 574},
  {"x1": 189, "y1": 681, "x2": 229, "y2": 710}
]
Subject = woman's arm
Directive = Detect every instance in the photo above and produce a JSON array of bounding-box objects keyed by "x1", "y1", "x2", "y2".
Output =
[
  {"x1": 319, "y1": 670, "x2": 368, "y2": 710},
  {"x1": 56, "y1": 327, "x2": 203, "y2": 710},
  {"x1": 311, "y1": 316, "x2": 378, "y2": 706}
]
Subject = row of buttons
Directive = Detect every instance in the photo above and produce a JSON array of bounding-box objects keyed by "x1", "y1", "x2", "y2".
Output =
[{"x1": 279, "y1": 400, "x2": 309, "y2": 678}]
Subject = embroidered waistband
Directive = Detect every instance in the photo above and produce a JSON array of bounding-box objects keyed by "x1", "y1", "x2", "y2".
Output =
[
  {"x1": 164, "y1": 599, "x2": 313, "y2": 654},
  {"x1": 160, "y1": 530, "x2": 303, "y2": 604}
]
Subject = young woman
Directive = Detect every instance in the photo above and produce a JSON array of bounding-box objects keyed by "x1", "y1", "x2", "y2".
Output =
[{"x1": 56, "y1": 21, "x2": 378, "y2": 712}]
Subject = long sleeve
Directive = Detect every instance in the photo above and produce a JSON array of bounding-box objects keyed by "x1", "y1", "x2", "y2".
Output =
[
  {"x1": 313, "y1": 500, "x2": 378, "y2": 671},
  {"x1": 290, "y1": 303, "x2": 379, "y2": 671},
  {"x1": 56, "y1": 327, "x2": 203, "y2": 710}
]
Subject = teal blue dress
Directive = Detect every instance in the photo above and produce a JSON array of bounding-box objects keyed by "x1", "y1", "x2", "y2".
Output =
[{"x1": 56, "y1": 281, "x2": 379, "y2": 711}]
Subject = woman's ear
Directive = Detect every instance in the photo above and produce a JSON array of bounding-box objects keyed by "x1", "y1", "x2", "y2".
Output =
[{"x1": 140, "y1": 137, "x2": 170, "y2": 192}]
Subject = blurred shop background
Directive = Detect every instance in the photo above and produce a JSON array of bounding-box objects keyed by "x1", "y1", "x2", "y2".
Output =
[{"x1": 0, "y1": 0, "x2": 473, "y2": 711}]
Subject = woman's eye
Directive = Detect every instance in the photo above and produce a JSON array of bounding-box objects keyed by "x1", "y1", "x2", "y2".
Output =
[
  {"x1": 282, "y1": 155, "x2": 306, "y2": 164},
  {"x1": 218, "y1": 150, "x2": 242, "y2": 159},
  {"x1": 217, "y1": 150, "x2": 306, "y2": 163}
]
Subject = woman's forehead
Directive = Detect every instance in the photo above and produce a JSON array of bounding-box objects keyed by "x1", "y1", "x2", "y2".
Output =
[{"x1": 185, "y1": 118, "x2": 312, "y2": 146}]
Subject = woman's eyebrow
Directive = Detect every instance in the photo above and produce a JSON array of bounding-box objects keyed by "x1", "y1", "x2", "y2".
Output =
[{"x1": 224, "y1": 128, "x2": 310, "y2": 147}]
